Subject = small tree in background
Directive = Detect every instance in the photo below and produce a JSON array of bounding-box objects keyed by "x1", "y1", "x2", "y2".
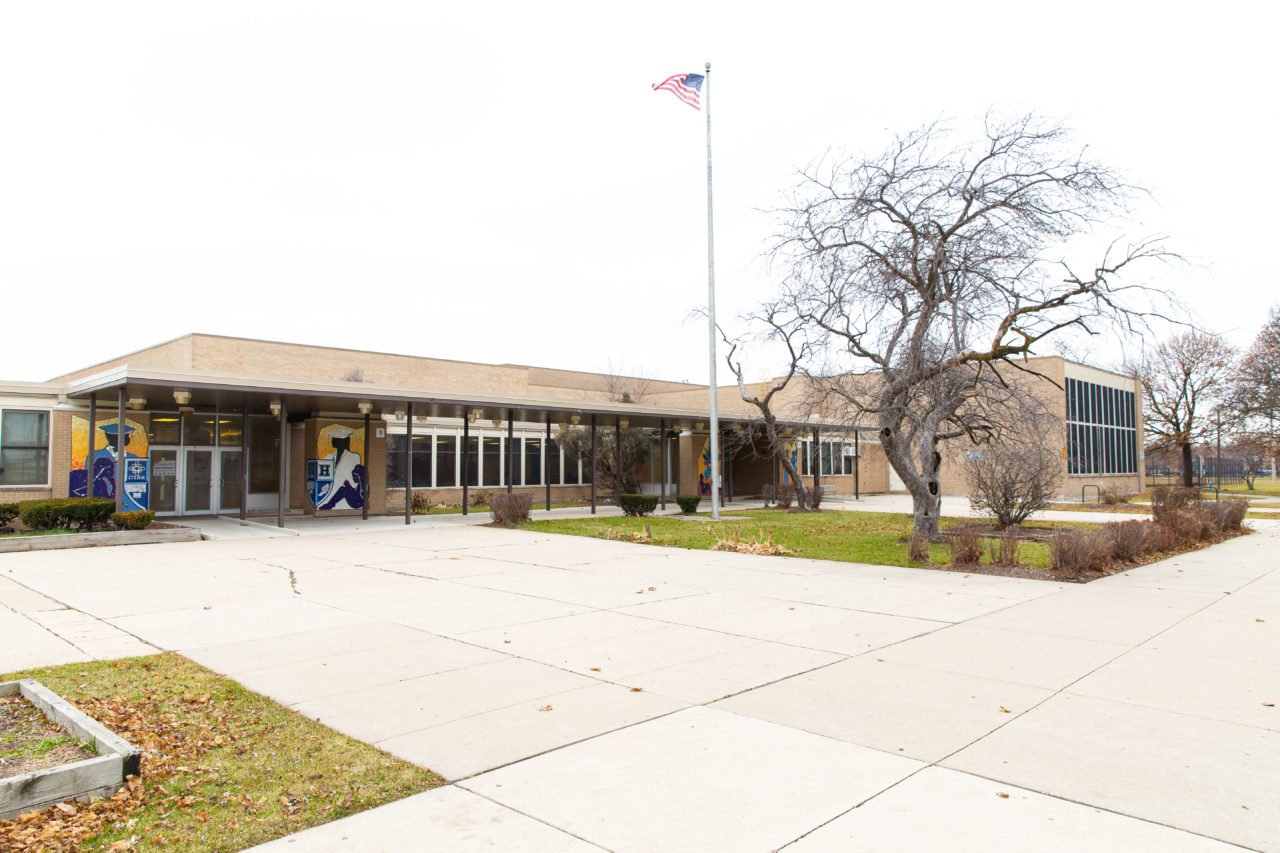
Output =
[
  {"x1": 556, "y1": 426, "x2": 652, "y2": 499},
  {"x1": 964, "y1": 417, "x2": 1063, "y2": 528},
  {"x1": 1130, "y1": 331, "x2": 1236, "y2": 487},
  {"x1": 1229, "y1": 307, "x2": 1280, "y2": 484}
]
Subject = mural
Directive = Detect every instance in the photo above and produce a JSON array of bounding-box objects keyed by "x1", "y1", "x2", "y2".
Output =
[
  {"x1": 310, "y1": 424, "x2": 366, "y2": 510},
  {"x1": 69, "y1": 416, "x2": 150, "y2": 510},
  {"x1": 697, "y1": 437, "x2": 712, "y2": 496}
]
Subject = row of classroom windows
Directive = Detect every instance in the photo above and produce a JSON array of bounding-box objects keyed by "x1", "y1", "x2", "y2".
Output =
[
  {"x1": 1066, "y1": 378, "x2": 1137, "y2": 429},
  {"x1": 1067, "y1": 423, "x2": 1139, "y2": 476},
  {"x1": 387, "y1": 434, "x2": 590, "y2": 489},
  {"x1": 792, "y1": 440, "x2": 856, "y2": 478}
]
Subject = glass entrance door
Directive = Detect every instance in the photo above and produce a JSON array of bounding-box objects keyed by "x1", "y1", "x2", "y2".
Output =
[
  {"x1": 150, "y1": 449, "x2": 178, "y2": 514},
  {"x1": 185, "y1": 449, "x2": 213, "y2": 513},
  {"x1": 218, "y1": 450, "x2": 243, "y2": 513}
]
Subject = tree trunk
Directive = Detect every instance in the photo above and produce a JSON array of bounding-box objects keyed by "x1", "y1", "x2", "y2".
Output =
[
  {"x1": 1180, "y1": 442, "x2": 1194, "y2": 487},
  {"x1": 880, "y1": 423, "x2": 941, "y2": 536}
]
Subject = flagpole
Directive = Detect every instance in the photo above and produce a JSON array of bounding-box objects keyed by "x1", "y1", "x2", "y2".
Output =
[{"x1": 704, "y1": 60, "x2": 721, "y2": 521}]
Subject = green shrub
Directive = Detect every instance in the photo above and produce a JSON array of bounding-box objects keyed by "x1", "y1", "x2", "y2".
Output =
[
  {"x1": 112, "y1": 510, "x2": 155, "y2": 530},
  {"x1": 619, "y1": 494, "x2": 659, "y2": 517},
  {"x1": 19, "y1": 498, "x2": 115, "y2": 531},
  {"x1": 675, "y1": 495, "x2": 701, "y2": 514},
  {"x1": 489, "y1": 492, "x2": 532, "y2": 527},
  {"x1": 0, "y1": 503, "x2": 17, "y2": 527}
]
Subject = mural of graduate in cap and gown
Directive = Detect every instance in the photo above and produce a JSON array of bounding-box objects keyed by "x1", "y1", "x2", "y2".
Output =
[
  {"x1": 309, "y1": 424, "x2": 366, "y2": 510},
  {"x1": 69, "y1": 416, "x2": 150, "y2": 510}
]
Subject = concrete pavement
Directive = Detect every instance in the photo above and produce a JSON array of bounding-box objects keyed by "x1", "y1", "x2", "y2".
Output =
[{"x1": 1, "y1": 515, "x2": 1276, "y2": 851}]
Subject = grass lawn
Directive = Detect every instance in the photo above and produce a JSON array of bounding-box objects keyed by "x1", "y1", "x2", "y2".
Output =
[
  {"x1": 0, "y1": 528, "x2": 78, "y2": 538},
  {"x1": 0, "y1": 654, "x2": 442, "y2": 852},
  {"x1": 1222, "y1": 481, "x2": 1280, "y2": 498},
  {"x1": 529, "y1": 509, "x2": 1072, "y2": 569}
]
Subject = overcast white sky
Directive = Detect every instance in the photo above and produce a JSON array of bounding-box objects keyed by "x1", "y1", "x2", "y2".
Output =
[{"x1": 1, "y1": 1, "x2": 1275, "y2": 384}]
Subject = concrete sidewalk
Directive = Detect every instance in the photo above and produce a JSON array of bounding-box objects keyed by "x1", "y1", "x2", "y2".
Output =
[{"x1": 1, "y1": 516, "x2": 1276, "y2": 850}]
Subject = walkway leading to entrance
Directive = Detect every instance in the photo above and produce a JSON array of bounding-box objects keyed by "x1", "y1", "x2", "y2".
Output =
[{"x1": 0, "y1": 519, "x2": 1276, "y2": 850}]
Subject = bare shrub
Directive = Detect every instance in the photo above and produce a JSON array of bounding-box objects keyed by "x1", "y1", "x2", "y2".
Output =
[
  {"x1": 775, "y1": 483, "x2": 795, "y2": 510},
  {"x1": 1099, "y1": 487, "x2": 1131, "y2": 505},
  {"x1": 1108, "y1": 520, "x2": 1150, "y2": 561},
  {"x1": 409, "y1": 491, "x2": 430, "y2": 514},
  {"x1": 1151, "y1": 485, "x2": 1199, "y2": 521},
  {"x1": 946, "y1": 528, "x2": 984, "y2": 566},
  {"x1": 1143, "y1": 521, "x2": 1178, "y2": 553},
  {"x1": 987, "y1": 531, "x2": 1021, "y2": 566},
  {"x1": 1051, "y1": 528, "x2": 1114, "y2": 578},
  {"x1": 1217, "y1": 499, "x2": 1248, "y2": 531},
  {"x1": 965, "y1": 437, "x2": 1062, "y2": 529},
  {"x1": 1160, "y1": 507, "x2": 1208, "y2": 546},
  {"x1": 471, "y1": 490, "x2": 491, "y2": 507},
  {"x1": 907, "y1": 533, "x2": 931, "y2": 564},
  {"x1": 489, "y1": 492, "x2": 532, "y2": 527}
]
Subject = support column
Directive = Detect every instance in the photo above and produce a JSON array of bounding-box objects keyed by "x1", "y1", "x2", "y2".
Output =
[
  {"x1": 405, "y1": 403, "x2": 413, "y2": 526},
  {"x1": 362, "y1": 411, "x2": 371, "y2": 520},
  {"x1": 812, "y1": 427, "x2": 820, "y2": 506},
  {"x1": 590, "y1": 415, "x2": 597, "y2": 515},
  {"x1": 115, "y1": 390, "x2": 125, "y2": 512},
  {"x1": 614, "y1": 421, "x2": 621, "y2": 503},
  {"x1": 277, "y1": 402, "x2": 287, "y2": 528},
  {"x1": 854, "y1": 430, "x2": 860, "y2": 500},
  {"x1": 86, "y1": 396, "x2": 96, "y2": 498},
  {"x1": 240, "y1": 409, "x2": 250, "y2": 520},
  {"x1": 462, "y1": 415, "x2": 470, "y2": 515},
  {"x1": 544, "y1": 417, "x2": 551, "y2": 512},
  {"x1": 506, "y1": 409, "x2": 514, "y2": 495},
  {"x1": 659, "y1": 419, "x2": 667, "y2": 510}
]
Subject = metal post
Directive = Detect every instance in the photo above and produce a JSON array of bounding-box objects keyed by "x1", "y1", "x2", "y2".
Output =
[
  {"x1": 362, "y1": 411, "x2": 371, "y2": 520},
  {"x1": 854, "y1": 430, "x2": 860, "y2": 500},
  {"x1": 544, "y1": 416, "x2": 551, "y2": 512},
  {"x1": 506, "y1": 409, "x2": 514, "y2": 495},
  {"x1": 812, "y1": 427, "x2": 820, "y2": 504},
  {"x1": 590, "y1": 415, "x2": 597, "y2": 514},
  {"x1": 659, "y1": 419, "x2": 667, "y2": 510},
  {"x1": 86, "y1": 396, "x2": 96, "y2": 498},
  {"x1": 240, "y1": 409, "x2": 249, "y2": 520},
  {"x1": 704, "y1": 60, "x2": 721, "y2": 521},
  {"x1": 1216, "y1": 410, "x2": 1222, "y2": 501},
  {"x1": 114, "y1": 390, "x2": 125, "y2": 512},
  {"x1": 277, "y1": 401, "x2": 287, "y2": 528},
  {"x1": 405, "y1": 403, "x2": 413, "y2": 525},
  {"x1": 614, "y1": 420, "x2": 621, "y2": 504},
  {"x1": 462, "y1": 414, "x2": 470, "y2": 515}
]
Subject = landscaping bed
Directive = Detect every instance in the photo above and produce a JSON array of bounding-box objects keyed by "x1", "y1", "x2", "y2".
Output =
[
  {"x1": 0, "y1": 695, "x2": 93, "y2": 781},
  {"x1": 0, "y1": 655, "x2": 442, "y2": 852}
]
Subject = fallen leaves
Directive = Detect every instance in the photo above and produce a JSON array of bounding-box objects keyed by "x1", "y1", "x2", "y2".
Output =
[{"x1": 538, "y1": 705, "x2": 553, "y2": 712}]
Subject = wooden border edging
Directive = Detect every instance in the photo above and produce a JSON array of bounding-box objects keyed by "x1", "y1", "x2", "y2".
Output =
[
  {"x1": 0, "y1": 527, "x2": 202, "y2": 554},
  {"x1": 0, "y1": 679, "x2": 140, "y2": 820}
]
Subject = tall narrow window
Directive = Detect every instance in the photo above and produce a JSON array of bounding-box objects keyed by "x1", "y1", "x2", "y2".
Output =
[
  {"x1": 482, "y1": 436, "x2": 502, "y2": 486},
  {"x1": 436, "y1": 435, "x2": 458, "y2": 488},
  {"x1": 524, "y1": 436, "x2": 542, "y2": 486}
]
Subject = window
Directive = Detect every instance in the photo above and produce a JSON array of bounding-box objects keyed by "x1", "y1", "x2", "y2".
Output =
[
  {"x1": 482, "y1": 436, "x2": 502, "y2": 486},
  {"x1": 524, "y1": 437, "x2": 542, "y2": 486},
  {"x1": 411, "y1": 434, "x2": 432, "y2": 487},
  {"x1": 436, "y1": 435, "x2": 457, "y2": 488},
  {"x1": 1065, "y1": 378, "x2": 1137, "y2": 475},
  {"x1": 0, "y1": 410, "x2": 49, "y2": 486},
  {"x1": 149, "y1": 413, "x2": 181, "y2": 445},
  {"x1": 546, "y1": 438, "x2": 562, "y2": 485}
]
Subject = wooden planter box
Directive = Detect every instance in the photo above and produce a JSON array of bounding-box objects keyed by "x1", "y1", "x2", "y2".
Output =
[
  {"x1": 0, "y1": 526, "x2": 202, "y2": 554},
  {"x1": 0, "y1": 680, "x2": 140, "y2": 820}
]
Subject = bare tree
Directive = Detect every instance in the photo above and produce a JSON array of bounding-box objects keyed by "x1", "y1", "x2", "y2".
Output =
[
  {"x1": 600, "y1": 362, "x2": 655, "y2": 405},
  {"x1": 772, "y1": 113, "x2": 1170, "y2": 534},
  {"x1": 1230, "y1": 306, "x2": 1280, "y2": 483},
  {"x1": 1130, "y1": 331, "x2": 1236, "y2": 487},
  {"x1": 721, "y1": 304, "x2": 815, "y2": 510},
  {"x1": 964, "y1": 415, "x2": 1063, "y2": 528}
]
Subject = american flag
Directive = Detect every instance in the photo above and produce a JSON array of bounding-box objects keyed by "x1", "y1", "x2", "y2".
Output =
[{"x1": 652, "y1": 72, "x2": 704, "y2": 110}]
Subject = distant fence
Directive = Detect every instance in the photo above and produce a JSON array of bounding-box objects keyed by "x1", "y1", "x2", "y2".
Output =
[{"x1": 1146, "y1": 456, "x2": 1251, "y2": 489}]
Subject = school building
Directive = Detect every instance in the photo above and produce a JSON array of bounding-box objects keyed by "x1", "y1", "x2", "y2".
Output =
[{"x1": 0, "y1": 334, "x2": 1144, "y2": 523}]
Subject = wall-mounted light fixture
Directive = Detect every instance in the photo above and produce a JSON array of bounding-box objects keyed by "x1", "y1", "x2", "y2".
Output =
[
  {"x1": 357, "y1": 401, "x2": 373, "y2": 415},
  {"x1": 173, "y1": 389, "x2": 192, "y2": 406},
  {"x1": 695, "y1": 422, "x2": 705, "y2": 431},
  {"x1": 394, "y1": 406, "x2": 406, "y2": 420},
  {"x1": 618, "y1": 418, "x2": 630, "y2": 430},
  {"x1": 570, "y1": 414, "x2": 581, "y2": 426},
  {"x1": 468, "y1": 409, "x2": 483, "y2": 423},
  {"x1": 269, "y1": 399, "x2": 282, "y2": 418},
  {"x1": 127, "y1": 397, "x2": 147, "y2": 411}
]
